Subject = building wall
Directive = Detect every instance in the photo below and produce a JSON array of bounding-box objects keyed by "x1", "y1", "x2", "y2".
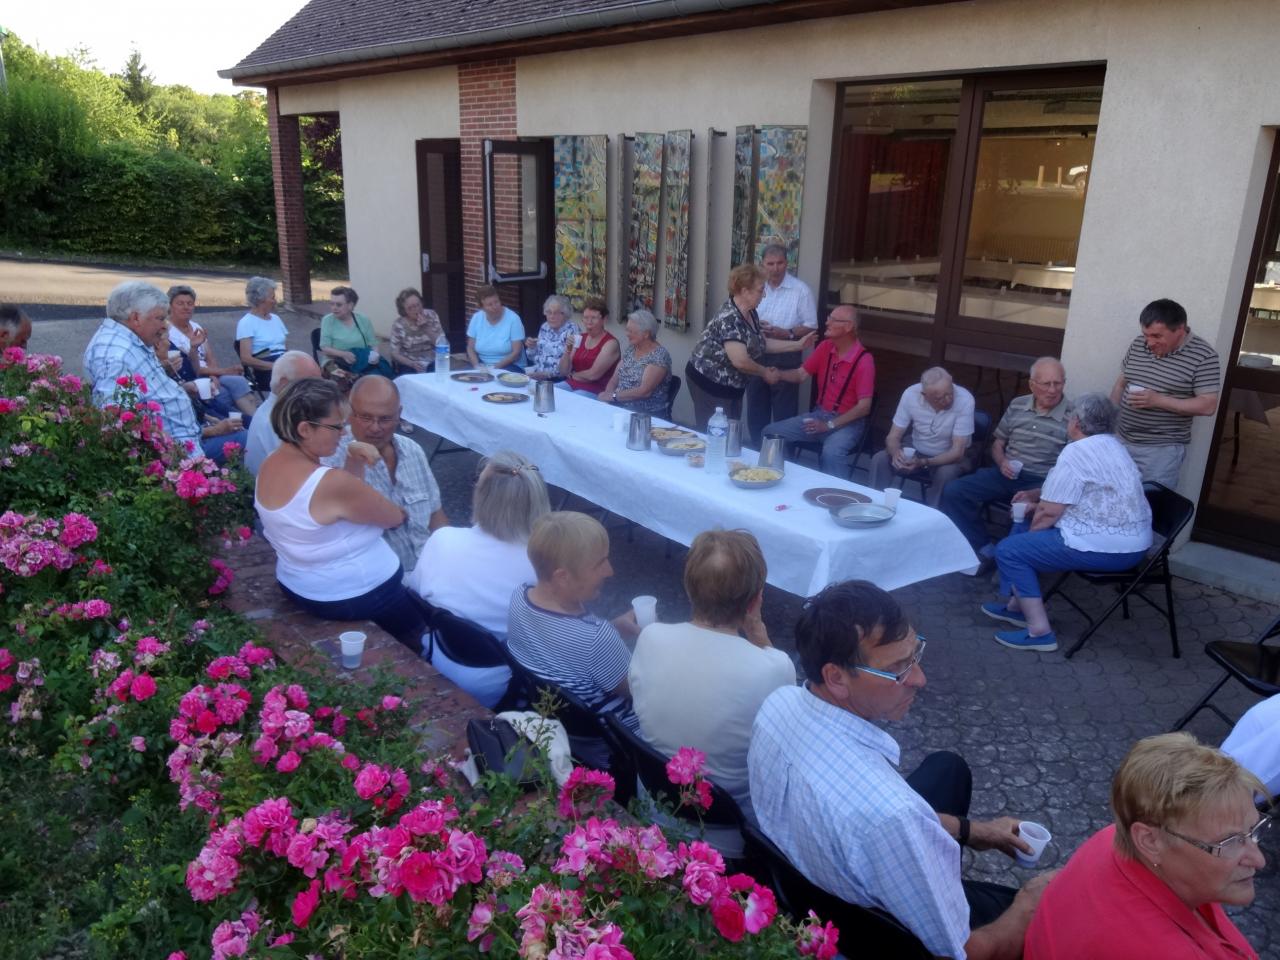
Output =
[{"x1": 274, "y1": 0, "x2": 1280, "y2": 497}]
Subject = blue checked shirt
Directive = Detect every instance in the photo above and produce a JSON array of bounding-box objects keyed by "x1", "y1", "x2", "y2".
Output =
[
  {"x1": 83, "y1": 318, "x2": 202, "y2": 446},
  {"x1": 748, "y1": 685, "x2": 970, "y2": 958}
]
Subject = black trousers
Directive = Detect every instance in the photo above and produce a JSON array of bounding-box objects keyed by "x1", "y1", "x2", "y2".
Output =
[{"x1": 905, "y1": 750, "x2": 1018, "y2": 928}]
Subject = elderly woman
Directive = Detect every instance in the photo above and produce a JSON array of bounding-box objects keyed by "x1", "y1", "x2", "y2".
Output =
[
  {"x1": 686, "y1": 263, "x2": 813, "y2": 430},
  {"x1": 1025, "y1": 732, "x2": 1268, "y2": 959},
  {"x1": 557, "y1": 295, "x2": 619, "y2": 396},
  {"x1": 466, "y1": 284, "x2": 525, "y2": 371},
  {"x1": 254, "y1": 378, "x2": 428, "y2": 652},
  {"x1": 981, "y1": 392, "x2": 1152, "y2": 652},
  {"x1": 406, "y1": 450, "x2": 550, "y2": 707},
  {"x1": 389, "y1": 287, "x2": 444, "y2": 374},
  {"x1": 524, "y1": 294, "x2": 579, "y2": 379},
  {"x1": 319, "y1": 285, "x2": 392, "y2": 378},
  {"x1": 166, "y1": 284, "x2": 259, "y2": 418},
  {"x1": 237, "y1": 276, "x2": 290, "y2": 383},
  {"x1": 599, "y1": 309, "x2": 672, "y2": 415}
]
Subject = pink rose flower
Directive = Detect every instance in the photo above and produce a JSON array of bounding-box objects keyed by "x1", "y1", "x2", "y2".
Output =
[
  {"x1": 131, "y1": 736, "x2": 147, "y2": 752},
  {"x1": 291, "y1": 878, "x2": 321, "y2": 928},
  {"x1": 130, "y1": 673, "x2": 157, "y2": 702},
  {"x1": 276, "y1": 750, "x2": 302, "y2": 773}
]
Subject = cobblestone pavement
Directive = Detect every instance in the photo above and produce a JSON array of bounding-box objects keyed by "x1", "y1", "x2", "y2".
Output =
[{"x1": 421, "y1": 429, "x2": 1279, "y2": 957}]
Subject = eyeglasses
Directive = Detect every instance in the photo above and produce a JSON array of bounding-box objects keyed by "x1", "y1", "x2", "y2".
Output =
[
  {"x1": 306, "y1": 420, "x2": 344, "y2": 433},
  {"x1": 853, "y1": 636, "x2": 927, "y2": 684},
  {"x1": 1162, "y1": 814, "x2": 1272, "y2": 858},
  {"x1": 352, "y1": 413, "x2": 399, "y2": 427},
  {"x1": 1030, "y1": 379, "x2": 1065, "y2": 389}
]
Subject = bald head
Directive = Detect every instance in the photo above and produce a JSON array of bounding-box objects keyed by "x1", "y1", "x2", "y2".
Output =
[
  {"x1": 348, "y1": 375, "x2": 403, "y2": 448},
  {"x1": 270, "y1": 351, "x2": 322, "y2": 394},
  {"x1": 349, "y1": 374, "x2": 399, "y2": 406}
]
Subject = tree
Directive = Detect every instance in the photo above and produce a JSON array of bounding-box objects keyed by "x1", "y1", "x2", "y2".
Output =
[{"x1": 118, "y1": 48, "x2": 153, "y2": 107}]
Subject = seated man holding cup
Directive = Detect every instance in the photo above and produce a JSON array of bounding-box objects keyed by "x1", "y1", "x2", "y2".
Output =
[
  {"x1": 748, "y1": 580, "x2": 1051, "y2": 960},
  {"x1": 940, "y1": 357, "x2": 1071, "y2": 568},
  {"x1": 870, "y1": 366, "x2": 976, "y2": 508}
]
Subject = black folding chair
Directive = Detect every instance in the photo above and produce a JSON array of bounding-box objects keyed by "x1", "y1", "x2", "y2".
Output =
[
  {"x1": 309, "y1": 327, "x2": 323, "y2": 365},
  {"x1": 1174, "y1": 612, "x2": 1280, "y2": 730},
  {"x1": 414, "y1": 598, "x2": 525, "y2": 713},
  {"x1": 661, "y1": 375, "x2": 682, "y2": 423},
  {"x1": 235, "y1": 337, "x2": 272, "y2": 394},
  {"x1": 790, "y1": 394, "x2": 878, "y2": 481},
  {"x1": 1041, "y1": 482, "x2": 1195, "y2": 658},
  {"x1": 894, "y1": 410, "x2": 992, "y2": 503},
  {"x1": 740, "y1": 822, "x2": 932, "y2": 959}
]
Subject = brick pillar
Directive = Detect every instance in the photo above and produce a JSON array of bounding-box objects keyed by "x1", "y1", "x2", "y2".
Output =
[
  {"x1": 458, "y1": 59, "x2": 517, "y2": 310},
  {"x1": 267, "y1": 87, "x2": 312, "y2": 306}
]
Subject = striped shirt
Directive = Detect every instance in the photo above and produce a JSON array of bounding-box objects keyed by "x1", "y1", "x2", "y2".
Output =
[
  {"x1": 1118, "y1": 332, "x2": 1221, "y2": 445},
  {"x1": 993, "y1": 395, "x2": 1071, "y2": 478},
  {"x1": 506, "y1": 586, "x2": 639, "y2": 729},
  {"x1": 748, "y1": 685, "x2": 969, "y2": 958}
]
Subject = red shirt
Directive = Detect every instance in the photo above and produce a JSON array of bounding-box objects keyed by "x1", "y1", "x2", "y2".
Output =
[
  {"x1": 802, "y1": 339, "x2": 874, "y2": 415},
  {"x1": 566, "y1": 331, "x2": 618, "y2": 394},
  {"x1": 1024, "y1": 825, "x2": 1258, "y2": 960}
]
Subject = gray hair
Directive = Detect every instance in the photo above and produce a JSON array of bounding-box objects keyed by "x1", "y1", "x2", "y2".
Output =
[
  {"x1": 543, "y1": 294, "x2": 573, "y2": 316},
  {"x1": 626, "y1": 309, "x2": 659, "y2": 340},
  {"x1": 473, "y1": 450, "x2": 550, "y2": 543},
  {"x1": 1071, "y1": 392, "x2": 1117, "y2": 437},
  {"x1": 167, "y1": 284, "x2": 197, "y2": 303},
  {"x1": 760, "y1": 242, "x2": 788, "y2": 261},
  {"x1": 271, "y1": 377, "x2": 344, "y2": 445},
  {"x1": 920, "y1": 366, "x2": 953, "y2": 389},
  {"x1": 245, "y1": 276, "x2": 278, "y2": 308},
  {"x1": 1030, "y1": 356, "x2": 1065, "y2": 380},
  {"x1": 270, "y1": 350, "x2": 318, "y2": 392},
  {"x1": 106, "y1": 281, "x2": 168, "y2": 325}
]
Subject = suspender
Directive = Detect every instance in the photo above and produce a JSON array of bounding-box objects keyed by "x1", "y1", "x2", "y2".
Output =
[{"x1": 822, "y1": 346, "x2": 867, "y2": 411}]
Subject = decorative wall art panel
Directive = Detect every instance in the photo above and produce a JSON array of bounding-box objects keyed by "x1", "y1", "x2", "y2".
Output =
[
  {"x1": 661, "y1": 129, "x2": 692, "y2": 330},
  {"x1": 553, "y1": 134, "x2": 608, "y2": 306},
  {"x1": 754, "y1": 125, "x2": 807, "y2": 270},
  {"x1": 730, "y1": 125, "x2": 755, "y2": 269},
  {"x1": 628, "y1": 132, "x2": 665, "y2": 311}
]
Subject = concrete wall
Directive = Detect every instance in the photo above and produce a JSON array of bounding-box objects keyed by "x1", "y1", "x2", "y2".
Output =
[{"x1": 275, "y1": 0, "x2": 1280, "y2": 496}]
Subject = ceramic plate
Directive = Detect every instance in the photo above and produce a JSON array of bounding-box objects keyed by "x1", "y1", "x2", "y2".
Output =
[
  {"x1": 480, "y1": 391, "x2": 530, "y2": 404},
  {"x1": 803, "y1": 487, "x2": 872, "y2": 509},
  {"x1": 831, "y1": 503, "x2": 896, "y2": 528},
  {"x1": 730, "y1": 467, "x2": 784, "y2": 489},
  {"x1": 659, "y1": 439, "x2": 706, "y2": 455},
  {"x1": 452, "y1": 371, "x2": 494, "y2": 383},
  {"x1": 498, "y1": 372, "x2": 530, "y2": 386}
]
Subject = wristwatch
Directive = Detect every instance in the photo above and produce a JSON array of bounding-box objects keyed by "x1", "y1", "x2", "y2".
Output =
[{"x1": 611, "y1": 391, "x2": 618, "y2": 403}]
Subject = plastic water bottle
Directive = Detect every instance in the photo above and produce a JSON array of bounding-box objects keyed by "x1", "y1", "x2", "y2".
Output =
[
  {"x1": 706, "y1": 407, "x2": 728, "y2": 474},
  {"x1": 434, "y1": 334, "x2": 450, "y2": 383}
]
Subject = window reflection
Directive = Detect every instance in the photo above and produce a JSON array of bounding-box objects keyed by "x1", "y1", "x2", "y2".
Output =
[{"x1": 1207, "y1": 389, "x2": 1280, "y2": 526}]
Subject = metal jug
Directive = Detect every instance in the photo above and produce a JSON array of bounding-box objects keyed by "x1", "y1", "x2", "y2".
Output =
[
  {"x1": 725, "y1": 419, "x2": 743, "y2": 458},
  {"x1": 533, "y1": 379, "x2": 556, "y2": 414},
  {"x1": 627, "y1": 412, "x2": 652, "y2": 450},
  {"x1": 757, "y1": 436, "x2": 786, "y2": 473}
]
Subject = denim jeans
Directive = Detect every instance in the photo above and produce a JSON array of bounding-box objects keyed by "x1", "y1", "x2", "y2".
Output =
[
  {"x1": 995, "y1": 526, "x2": 1147, "y2": 600},
  {"x1": 763, "y1": 411, "x2": 866, "y2": 478},
  {"x1": 279, "y1": 567, "x2": 428, "y2": 653},
  {"x1": 200, "y1": 428, "x2": 250, "y2": 465},
  {"x1": 939, "y1": 466, "x2": 1045, "y2": 550}
]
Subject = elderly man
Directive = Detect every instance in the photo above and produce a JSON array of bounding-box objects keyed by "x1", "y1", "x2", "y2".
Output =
[
  {"x1": 748, "y1": 580, "x2": 1051, "y2": 960},
  {"x1": 870, "y1": 367, "x2": 976, "y2": 507},
  {"x1": 0, "y1": 304, "x2": 32, "y2": 350},
  {"x1": 1110, "y1": 298, "x2": 1220, "y2": 488},
  {"x1": 84, "y1": 281, "x2": 246, "y2": 464},
  {"x1": 941, "y1": 357, "x2": 1070, "y2": 563},
  {"x1": 763, "y1": 304, "x2": 874, "y2": 478},
  {"x1": 629, "y1": 530, "x2": 796, "y2": 841},
  {"x1": 745, "y1": 243, "x2": 818, "y2": 443},
  {"x1": 327, "y1": 376, "x2": 447, "y2": 573},
  {"x1": 244, "y1": 350, "x2": 321, "y2": 475}
]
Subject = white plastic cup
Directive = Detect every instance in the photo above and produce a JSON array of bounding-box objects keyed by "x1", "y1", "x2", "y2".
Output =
[
  {"x1": 1126, "y1": 383, "x2": 1145, "y2": 395},
  {"x1": 167, "y1": 349, "x2": 182, "y2": 360},
  {"x1": 612, "y1": 411, "x2": 629, "y2": 433},
  {"x1": 632, "y1": 595, "x2": 658, "y2": 630},
  {"x1": 1016, "y1": 821, "x2": 1052, "y2": 867},
  {"x1": 902, "y1": 446, "x2": 917, "y2": 460},
  {"x1": 1011, "y1": 501, "x2": 1028, "y2": 522},
  {"x1": 194, "y1": 377, "x2": 213, "y2": 400},
  {"x1": 339, "y1": 630, "x2": 367, "y2": 669},
  {"x1": 228, "y1": 412, "x2": 243, "y2": 424},
  {"x1": 1007, "y1": 458, "x2": 1024, "y2": 478},
  {"x1": 367, "y1": 348, "x2": 380, "y2": 364},
  {"x1": 883, "y1": 487, "x2": 902, "y2": 509}
]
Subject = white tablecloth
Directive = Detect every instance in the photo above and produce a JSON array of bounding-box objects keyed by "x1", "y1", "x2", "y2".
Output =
[{"x1": 398, "y1": 374, "x2": 978, "y2": 596}]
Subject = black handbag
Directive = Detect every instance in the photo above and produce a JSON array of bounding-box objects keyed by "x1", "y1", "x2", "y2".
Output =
[{"x1": 465, "y1": 717, "x2": 542, "y2": 789}]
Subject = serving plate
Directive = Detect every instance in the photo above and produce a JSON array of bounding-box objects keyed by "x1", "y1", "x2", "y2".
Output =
[
  {"x1": 831, "y1": 502, "x2": 896, "y2": 528},
  {"x1": 480, "y1": 391, "x2": 530, "y2": 404},
  {"x1": 803, "y1": 487, "x2": 871, "y2": 509},
  {"x1": 659, "y1": 439, "x2": 706, "y2": 455},
  {"x1": 452, "y1": 371, "x2": 494, "y2": 383},
  {"x1": 651, "y1": 427, "x2": 698, "y2": 441},
  {"x1": 730, "y1": 467, "x2": 784, "y2": 490},
  {"x1": 498, "y1": 372, "x2": 530, "y2": 386}
]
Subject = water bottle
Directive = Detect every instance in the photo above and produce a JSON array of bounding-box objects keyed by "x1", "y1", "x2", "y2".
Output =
[
  {"x1": 706, "y1": 407, "x2": 728, "y2": 474},
  {"x1": 434, "y1": 334, "x2": 450, "y2": 382}
]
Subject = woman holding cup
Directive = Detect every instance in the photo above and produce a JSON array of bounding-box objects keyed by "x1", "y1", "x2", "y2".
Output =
[{"x1": 558, "y1": 295, "x2": 619, "y2": 395}]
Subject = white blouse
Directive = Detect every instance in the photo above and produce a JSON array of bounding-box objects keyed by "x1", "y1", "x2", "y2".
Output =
[{"x1": 1041, "y1": 433, "x2": 1153, "y2": 554}]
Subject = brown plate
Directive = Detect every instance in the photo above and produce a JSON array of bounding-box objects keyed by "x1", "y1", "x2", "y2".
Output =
[
  {"x1": 480, "y1": 391, "x2": 530, "y2": 404},
  {"x1": 803, "y1": 487, "x2": 872, "y2": 509},
  {"x1": 452, "y1": 371, "x2": 494, "y2": 383}
]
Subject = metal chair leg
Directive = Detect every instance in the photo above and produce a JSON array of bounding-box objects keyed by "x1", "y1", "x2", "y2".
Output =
[{"x1": 1173, "y1": 673, "x2": 1232, "y2": 730}]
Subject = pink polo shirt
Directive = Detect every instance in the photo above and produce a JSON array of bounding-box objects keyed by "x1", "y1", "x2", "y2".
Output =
[{"x1": 803, "y1": 339, "x2": 874, "y2": 415}]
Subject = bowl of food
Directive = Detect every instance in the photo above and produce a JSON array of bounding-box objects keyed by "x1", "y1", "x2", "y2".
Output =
[
  {"x1": 685, "y1": 452, "x2": 705, "y2": 468},
  {"x1": 830, "y1": 502, "x2": 896, "y2": 528},
  {"x1": 498, "y1": 371, "x2": 530, "y2": 387},
  {"x1": 729, "y1": 466, "x2": 784, "y2": 489},
  {"x1": 659, "y1": 438, "x2": 707, "y2": 456}
]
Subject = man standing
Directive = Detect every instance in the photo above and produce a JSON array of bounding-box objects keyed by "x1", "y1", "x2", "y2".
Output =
[
  {"x1": 1111, "y1": 298, "x2": 1220, "y2": 488},
  {"x1": 748, "y1": 580, "x2": 1051, "y2": 960},
  {"x1": 328, "y1": 376, "x2": 448, "y2": 574},
  {"x1": 941, "y1": 358, "x2": 1070, "y2": 562},
  {"x1": 244, "y1": 350, "x2": 321, "y2": 476},
  {"x1": 745, "y1": 244, "x2": 818, "y2": 443},
  {"x1": 870, "y1": 366, "x2": 976, "y2": 507},
  {"x1": 763, "y1": 305, "x2": 874, "y2": 478}
]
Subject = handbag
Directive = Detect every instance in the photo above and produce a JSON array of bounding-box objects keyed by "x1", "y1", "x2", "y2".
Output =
[{"x1": 466, "y1": 717, "x2": 542, "y2": 789}]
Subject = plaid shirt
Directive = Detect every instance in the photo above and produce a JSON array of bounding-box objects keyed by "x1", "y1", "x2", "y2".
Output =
[
  {"x1": 758, "y1": 272, "x2": 818, "y2": 334},
  {"x1": 390, "y1": 311, "x2": 444, "y2": 367},
  {"x1": 83, "y1": 318, "x2": 201, "y2": 445},
  {"x1": 749, "y1": 685, "x2": 970, "y2": 958}
]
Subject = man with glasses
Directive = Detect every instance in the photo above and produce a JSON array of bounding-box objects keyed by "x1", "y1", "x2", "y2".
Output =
[
  {"x1": 941, "y1": 357, "x2": 1071, "y2": 568},
  {"x1": 327, "y1": 375, "x2": 448, "y2": 573},
  {"x1": 749, "y1": 580, "x2": 1052, "y2": 960}
]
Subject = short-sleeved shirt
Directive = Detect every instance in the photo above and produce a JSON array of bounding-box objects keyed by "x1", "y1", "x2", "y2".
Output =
[
  {"x1": 1221, "y1": 692, "x2": 1280, "y2": 794},
  {"x1": 389, "y1": 310, "x2": 444, "y2": 367},
  {"x1": 528, "y1": 321, "x2": 580, "y2": 375},
  {"x1": 406, "y1": 526, "x2": 533, "y2": 640},
  {"x1": 615, "y1": 343, "x2": 672, "y2": 415},
  {"x1": 690, "y1": 299, "x2": 765, "y2": 392},
  {"x1": 892, "y1": 383, "x2": 976, "y2": 457},
  {"x1": 804, "y1": 339, "x2": 875, "y2": 416},
  {"x1": 993, "y1": 395, "x2": 1071, "y2": 478},
  {"x1": 1024, "y1": 825, "x2": 1258, "y2": 960},
  {"x1": 235, "y1": 312, "x2": 288, "y2": 357},
  {"x1": 1119, "y1": 332, "x2": 1221, "y2": 446},
  {"x1": 757, "y1": 273, "x2": 818, "y2": 334},
  {"x1": 467, "y1": 308, "x2": 525, "y2": 366},
  {"x1": 320, "y1": 312, "x2": 377, "y2": 353},
  {"x1": 1041, "y1": 433, "x2": 1152, "y2": 554},
  {"x1": 749, "y1": 685, "x2": 970, "y2": 958},
  {"x1": 506, "y1": 586, "x2": 638, "y2": 730}
]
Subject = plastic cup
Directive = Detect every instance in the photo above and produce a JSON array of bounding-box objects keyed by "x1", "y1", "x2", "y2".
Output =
[
  {"x1": 339, "y1": 630, "x2": 366, "y2": 669},
  {"x1": 631, "y1": 595, "x2": 658, "y2": 630},
  {"x1": 194, "y1": 377, "x2": 213, "y2": 400},
  {"x1": 1126, "y1": 383, "x2": 1145, "y2": 395},
  {"x1": 1007, "y1": 458, "x2": 1024, "y2": 478},
  {"x1": 903, "y1": 446, "x2": 916, "y2": 460},
  {"x1": 228, "y1": 412, "x2": 243, "y2": 424},
  {"x1": 1016, "y1": 821, "x2": 1052, "y2": 867},
  {"x1": 612, "y1": 411, "x2": 629, "y2": 433},
  {"x1": 883, "y1": 487, "x2": 902, "y2": 510},
  {"x1": 1011, "y1": 501, "x2": 1028, "y2": 522},
  {"x1": 367, "y1": 349, "x2": 380, "y2": 364},
  {"x1": 167, "y1": 349, "x2": 182, "y2": 360}
]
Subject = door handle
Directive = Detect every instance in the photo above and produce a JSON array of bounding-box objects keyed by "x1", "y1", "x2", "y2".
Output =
[{"x1": 421, "y1": 252, "x2": 431, "y2": 272}]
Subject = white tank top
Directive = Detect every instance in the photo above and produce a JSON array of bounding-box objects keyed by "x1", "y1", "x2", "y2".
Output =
[{"x1": 255, "y1": 466, "x2": 400, "y2": 600}]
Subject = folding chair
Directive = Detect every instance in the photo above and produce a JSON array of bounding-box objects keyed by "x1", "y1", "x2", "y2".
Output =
[
  {"x1": 309, "y1": 327, "x2": 323, "y2": 365},
  {"x1": 414, "y1": 598, "x2": 525, "y2": 713},
  {"x1": 1041, "y1": 482, "x2": 1195, "y2": 659},
  {"x1": 740, "y1": 822, "x2": 932, "y2": 958},
  {"x1": 1174, "y1": 612, "x2": 1280, "y2": 730},
  {"x1": 894, "y1": 410, "x2": 992, "y2": 503},
  {"x1": 235, "y1": 337, "x2": 272, "y2": 395},
  {"x1": 661, "y1": 375, "x2": 682, "y2": 423}
]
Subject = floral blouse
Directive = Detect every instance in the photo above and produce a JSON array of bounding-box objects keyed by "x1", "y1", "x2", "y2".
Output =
[
  {"x1": 616, "y1": 343, "x2": 672, "y2": 415},
  {"x1": 689, "y1": 299, "x2": 765, "y2": 391}
]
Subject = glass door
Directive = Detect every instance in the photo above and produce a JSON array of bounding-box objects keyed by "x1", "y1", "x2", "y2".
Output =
[{"x1": 484, "y1": 139, "x2": 554, "y2": 322}]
